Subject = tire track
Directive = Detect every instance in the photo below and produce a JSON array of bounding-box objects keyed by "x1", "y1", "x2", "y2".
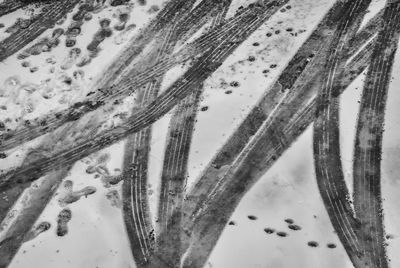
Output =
[
  {"x1": 92, "y1": 0, "x2": 197, "y2": 89},
  {"x1": 353, "y1": 2, "x2": 400, "y2": 267},
  {"x1": 173, "y1": 0, "x2": 229, "y2": 47},
  {"x1": 180, "y1": 0, "x2": 366, "y2": 242},
  {"x1": 0, "y1": 0, "x2": 80, "y2": 62},
  {"x1": 155, "y1": 85, "x2": 203, "y2": 267},
  {"x1": 180, "y1": 34, "x2": 375, "y2": 268},
  {"x1": 0, "y1": 1, "x2": 127, "y2": 254},
  {"x1": 0, "y1": 4, "x2": 250, "y2": 252},
  {"x1": 0, "y1": 109, "x2": 103, "y2": 268},
  {"x1": 313, "y1": 0, "x2": 392, "y2": 266},
  {"x1": 346, "y1": 8, "x2": 384, "y2": 58},
  {"x1": 122, "y1": 20, "x2": 182, "y2": 266},
  {"x1": 121, "y1": 1, "x2": 232, "y2": 265},
  {"x1": 0, "y1": 184, "x2": 31, "y2": 224},
  {"x1": 0, "y1": 1, "x2": 289, "y2": 193},
  {"x1": 0, "y1": 122, "x2": 76, "y2": 225},
  {"x1": 155, "y1": 3, "x2": 230, "y2": 233},
  {"x1": 156, "y1": 90, "x2": 201, "y2": 233},
  {"x1": 0, "y1": 122, "x2": 91, "y2": 267},
  {"x1": 155, "y1": 5, "x2": 229, "y2": 267},
  {"x1": 0, "y1": 0, "x2": 195, "y2": 151},
  {"x1": 0, "y1": 0, "x2": 274, "y2": 152},
  {"x1": 171, "y1": 1, "x2": 379, "y2": 264},
  {"x1": 0, "y1": 0, "x2": 27, "y2": 17},
  {"x1": 122, "y1": 121, "x2": 155, "y2": 266},
  {"x1": 0, "y1": 167, "x2": 70, "y2": 268}
]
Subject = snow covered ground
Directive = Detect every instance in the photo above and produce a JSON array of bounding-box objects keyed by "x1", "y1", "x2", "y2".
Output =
[{"x1": 0, "y1": 0, "x2": 399, "y2": 267}]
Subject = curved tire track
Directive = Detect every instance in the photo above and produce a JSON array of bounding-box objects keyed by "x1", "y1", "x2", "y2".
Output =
[
  {"x1": 181, "y1": 0, "x2": 362, "y2": 221},
  {"x1": 353, "y1": 2, "x2": 400, "y2": 267},
  {"x1": 180, "y1": 35, "x2": 374, "y2": 268},
  {"x1": 0, "y1": 1, "x2": 272, "y2": 152},
  {"x1": 155, "y1": 5, "x2": 229, "y2": 267},
  {"x1": 313, "y1": 0, "x2": 394, "y2": 266},
  {"x1": 178, "y1": 0, "x2": 370, "y2": 247},
  {"x1": 122, "y1": 19, "x2": 184, "y2": 265},
  {"x1": 121, "y1": 1, "x2": 232, "y2": 265},
  {"x1": 173, "y1": 2, "x2": 380, "y2": 265},
  {"x1": 0, "y1": 0, "x2": 288, "y2": 194}
]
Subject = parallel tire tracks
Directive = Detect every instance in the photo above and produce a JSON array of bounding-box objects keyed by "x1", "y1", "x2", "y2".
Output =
[
  {"x1": 170, "y1": 2, "x2": 381, "y2": 266},
  {"x1": 0, "y1": 0, "x2": 277, "y2": 152},
  {"x1": 346, "y1": 9, "x2": 384, "y2": 58},
  {"x1": 122, "y1": 122, "x2": 155, "y2": 265},
  {"x1": 0, "y1": 0, "x2": 289, "y2": 194},
  {"x1": 122, "y1": 21, "x2": 181, "y2": 265},
  {"x1": 180, "y1": 34, "x2": 375, "y2": 268},
  {"x1": 313, "y1": 0, "x2": 393, "y2": 266},
  {"x1": 0, "y1": 0, "x2": 28, "y2": 17},
  {"x1": 0, "y1": 1, "x2": 395, "y2": 268},
  {"x1": 353, "y1": 1, "x2": 400, "y2": 267},
  {"x1": 181, "y1": 0, "x2": 349, "y2": 225},
  {"x1": 155, "y1": 5, "x2": 229, "y2": 267},
  {"x1": 177, "y1": 0, "x2": 365, "y2": 251},
  {"x1": 121, "y1": 1, "x2": 232, "y2": 265},
  {"x1": 0, "y1": 0, "x2": 194, "y2": 152},
  {"x1": 0, "y1": 0, "x2": 80, "y2": 62},
  {"x1": 92, "y1": 0, "x2": 197, "y2": 89}
]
